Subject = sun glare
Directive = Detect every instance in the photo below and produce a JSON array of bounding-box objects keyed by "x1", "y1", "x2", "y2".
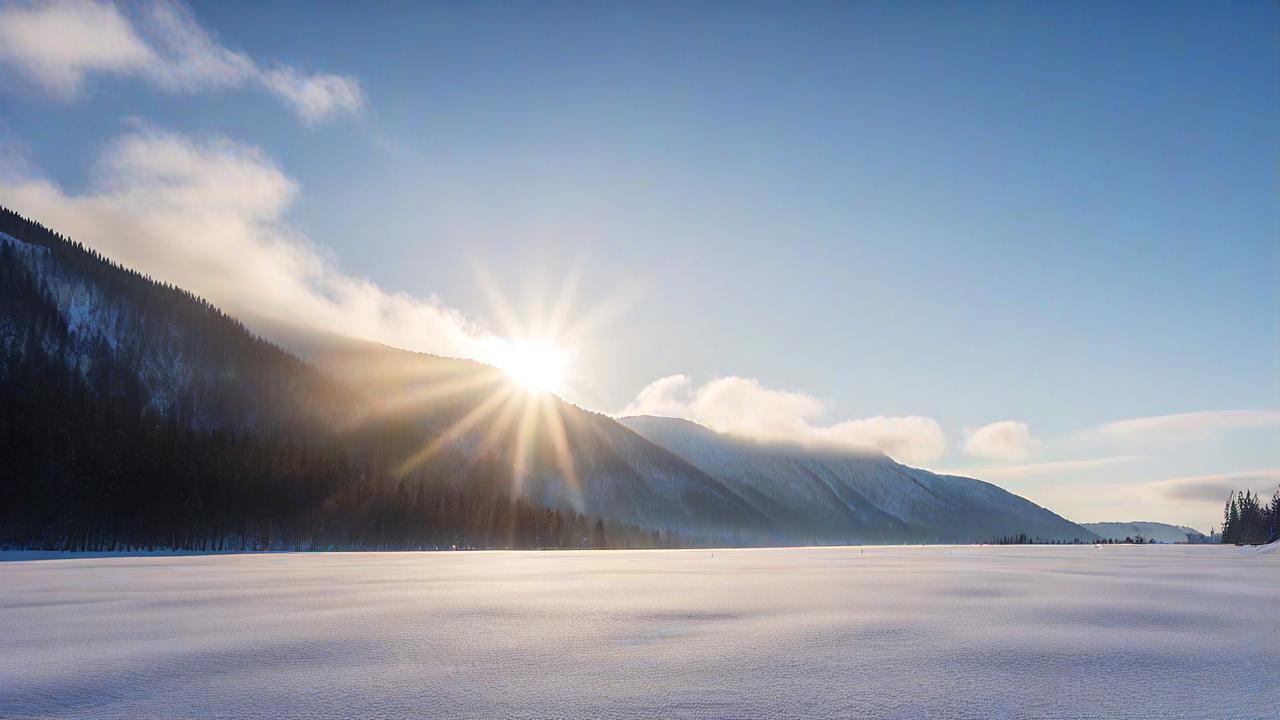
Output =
[{"x1": 493, "y1": 340, "x2": 567, "y2": 394}]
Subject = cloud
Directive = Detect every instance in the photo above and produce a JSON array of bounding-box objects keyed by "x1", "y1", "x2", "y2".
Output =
[
  {"x1": 1094, "y1": 409, "x2": 1280, "y2": 442},
  {"x1": 0, "y1": 126, "x2": 497, "y2": 361},
  {"x1": 621, "y1": 374, "x2": 701, "y2": 419},
  {"x1": 259, "y1": 68, "x2": 364, "y2": 125},
  {"x1": 621, "y1": 375, "x2": 947, "y2": 464},
  {"x1": 1148, "y1": 469, "x2": 1280, "y2": 503},
  {"x1": 963, "y1": 420, "x2": 1037, "y2": 461},
  {"x1": 0, "y1": 0, "x2": 363, "y2": 123},
  {"x1": 0, "y1": 0, "x2": 151, "y2": 95}
]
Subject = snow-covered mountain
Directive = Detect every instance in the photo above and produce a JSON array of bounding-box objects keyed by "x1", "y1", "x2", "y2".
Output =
[
  {"x1": 2, "y1": 203, "x2": 1097, "y2": 547},
  {"x1": 0, "y1": 227, "x2": 358, "y2": 434},
  {"x1": 1082, "y1": 522, "x2": 1207, "y2": 543},
  {"x1": 620, "y1": 415, "x2": 1097, "y2": 543},
  {"x1": 255, "y1": 327, "x2": 768, "y2": 536}
]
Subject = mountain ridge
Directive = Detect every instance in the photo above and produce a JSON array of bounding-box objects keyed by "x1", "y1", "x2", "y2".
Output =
[{"x1": 619, "y1": 414, "x2": 1096, "y2": 543}]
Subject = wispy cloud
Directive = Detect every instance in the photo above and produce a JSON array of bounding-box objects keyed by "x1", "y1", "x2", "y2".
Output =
[
  {"x1": 1147, "y1": 469, "x2": 1280, "y2": 503},
  {"x1": 0, "y1": 0, "x2": 363, "y2": 123},
  {"x1": 943, "y1": 455, "x2": 1140, "y2": 481},
  {"x1": 0, "y1": 126, "x2": 497, "y2": 361},
  {"x1": 258, "y1": 67, "x2": 364, "y2": 125},
  {"x1": 621, "y1": 374, "x2": 947, "y2": 464},
  {"x1": 963, "y1": 420, "x2": 1038, "y2": 462},
  {"x1": 1094, "y1": 409, "x2": 1280, "y2": 442}
]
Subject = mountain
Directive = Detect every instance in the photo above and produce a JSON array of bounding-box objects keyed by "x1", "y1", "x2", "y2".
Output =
[
  {"x1": 619, "y1": 415, "x2": 1097, "y2": 543},
  {"x1": 2, "y1": 203, "x2": 1094, "y2": 549},
  {"x1": 1082, "y1": 522, "x2": 1207, "y2": 543},
  {"x1": 244, "y1": 324, "x2": 770, "y2": 536},
  {"x1": 0, "y1": 205, "x2": 761, "y2": 549}
]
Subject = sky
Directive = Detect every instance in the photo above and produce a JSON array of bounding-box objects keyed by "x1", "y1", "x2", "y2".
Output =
[{"x1": 0, "y1": 0, "x2": 1276, "y2": 530}]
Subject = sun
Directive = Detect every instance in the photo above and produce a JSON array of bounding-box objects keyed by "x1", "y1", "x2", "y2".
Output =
[{"x1": 492, "y1": 340, "x2": 567, "y2": 394}]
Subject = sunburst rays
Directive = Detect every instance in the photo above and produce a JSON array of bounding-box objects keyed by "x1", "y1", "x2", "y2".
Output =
[
  {"x1": 392, "y1": 381, "x2": 517, "y2": 478},
  {"x1": 358, "y1": 262, "x2": 622, "y2": 511}
]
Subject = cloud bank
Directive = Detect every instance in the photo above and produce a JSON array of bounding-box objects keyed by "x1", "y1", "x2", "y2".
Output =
[
  {"x1": 1149, "y1": 469, "x2": 1280, "y2": 503},
  {"x1": 621, "y1": 374, "x2": 946, "y2": 464},
  {"x1": 963, "y1": 420, "x2": 1037, "y2": 461},
  {"x1": 0, "y1": 0, "x2": 363, "y2": 123},
  {"x1": 0, "y1": 126, "x2": 498, "y2": 361}
]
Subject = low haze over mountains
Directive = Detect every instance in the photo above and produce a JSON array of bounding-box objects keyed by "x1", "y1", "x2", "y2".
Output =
[
  {"x1": 0, "y1": 205, "x2": 1099, "y2": 549},
  {"x1": 1082, "y1": 522, "x2": 1208, "y2": 544}
]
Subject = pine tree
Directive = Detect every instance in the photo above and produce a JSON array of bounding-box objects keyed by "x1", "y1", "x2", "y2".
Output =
[{"x1": 1222, "y1": 493, "x2": 1239, "y2": 544}]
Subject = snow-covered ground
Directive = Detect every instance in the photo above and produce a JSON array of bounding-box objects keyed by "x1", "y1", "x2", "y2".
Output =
[{"x1": 2, "y1": 545, "x2": 1276, "y2": 719}]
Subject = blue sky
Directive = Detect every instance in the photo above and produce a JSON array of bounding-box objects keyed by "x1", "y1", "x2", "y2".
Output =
[{"x1": 0, "y1": 0, "x2": 1275, "y2": 528}]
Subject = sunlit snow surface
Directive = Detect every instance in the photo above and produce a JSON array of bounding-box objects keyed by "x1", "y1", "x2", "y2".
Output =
[{"x1": 2, "y1": 545, "x2": 1277, "y2": 719}]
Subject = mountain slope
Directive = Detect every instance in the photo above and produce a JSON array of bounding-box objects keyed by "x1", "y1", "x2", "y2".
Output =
[
  {"x1": 2, "y1": 208, "x2": 593, "y2": 550},
  {"x1": 265, "y1": 328, "x2": 769, "y2": 535},
  {"x1": 620, "y1": 415, "x2": 1097, "y2": 543},
  {"x1": 1082, "y1": 522, "x2": 1206, "y2": 543},
  {"x1": 0, "y1": 216, "x2": 358, "y2": 434}
]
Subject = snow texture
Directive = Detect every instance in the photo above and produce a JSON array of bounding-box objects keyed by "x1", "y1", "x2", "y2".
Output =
[
  {"x1": 1246, "y1": 540, "x2": 1278, "y2": 556},
  {"x1": 1, "y1": 545, "x2": 1276, "y2": 719}
]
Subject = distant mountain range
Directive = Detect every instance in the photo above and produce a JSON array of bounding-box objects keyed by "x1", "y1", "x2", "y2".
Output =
[
  {"x1": 1082, "y1": 522, "x2": 1207, "y2": 543},
  {"x1": 0, "y1": 204, "x2": 1097, "y2": 549}
]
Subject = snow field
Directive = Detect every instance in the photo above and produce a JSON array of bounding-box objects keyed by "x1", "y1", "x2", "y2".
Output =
[{"x1": 2, "y1": 544, "x2": 1276, "y2": 719}]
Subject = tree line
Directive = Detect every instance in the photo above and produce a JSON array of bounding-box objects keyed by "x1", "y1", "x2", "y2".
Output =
[
  {"x1": 1219, "y1": 487, "x2": 1280, "y2": 546},
  {"x1": 988, "y1": 534, "x2": 1090, "y2": 544}
]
